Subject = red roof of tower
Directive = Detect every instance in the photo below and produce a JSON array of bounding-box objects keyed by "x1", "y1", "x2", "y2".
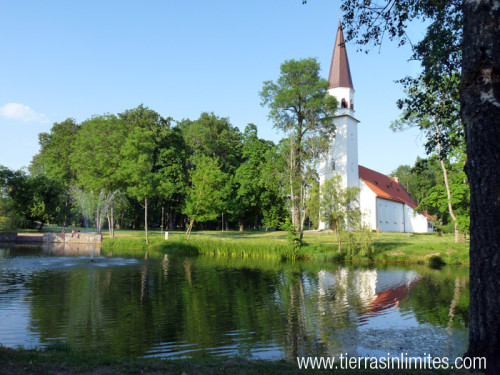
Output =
[
  {"x1": 358, "y1": 165, "x2": 434, "y2": 220},
  {"x1": 328, "y1": 21, "x2": 354, "y2": 90}
]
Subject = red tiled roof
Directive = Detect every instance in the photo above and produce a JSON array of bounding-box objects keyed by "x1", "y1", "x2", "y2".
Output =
[
  {"x1": 328, "y1": 21, "x2": 354, "y2": 90},
  {"x1": 359, "y1": 165, "x2": 434, "y2": 220}
]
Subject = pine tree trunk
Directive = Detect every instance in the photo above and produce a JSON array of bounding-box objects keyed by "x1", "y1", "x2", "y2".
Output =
[
  {"x1": 144, "y1": 197, "x2": 149, "y2": 246},
  {"x1": 462, "y1": 1, "x2": 500, "y2": 373}
]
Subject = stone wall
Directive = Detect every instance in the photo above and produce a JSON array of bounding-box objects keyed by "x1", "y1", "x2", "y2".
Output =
[
  {"x1": 0, "y1": 232, "x2": 18, "y2": 242},
  {"x1": 43, "y1": 233, "x2": 102, "y2": 244}
]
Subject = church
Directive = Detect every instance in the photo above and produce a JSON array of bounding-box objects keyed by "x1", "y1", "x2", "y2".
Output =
[{"x1": 318, "y1": 22, "x2": 433, "y2": 233}]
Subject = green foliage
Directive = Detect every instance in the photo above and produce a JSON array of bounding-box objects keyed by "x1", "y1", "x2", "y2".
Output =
[
  {"x1": 29, "y1": 118, "x2": 79, "y2": 185},
  {"x1": 0, "y1": 166, "x2": 65, "y2": 230},
  {"x1": 183, "y1": 154, "x2": 225, "y2": 236},
  {"x1": 72, "y1": 114, "x2": 127, "y2": 192},
  {"x1": 320, "y1": 175, "x2": 362, "y2": 251},
  {"x1": 260, "y1": 58, "x2": 338, "y2": 234},
  {"x1": 279, "y1": 217, "x2": 302, "y2": 249}
]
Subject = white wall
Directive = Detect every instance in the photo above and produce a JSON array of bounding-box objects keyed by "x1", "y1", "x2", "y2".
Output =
[
  {"x1": 376, "y1": 198, "x2": 405, "y2": 232},
  {"x1": 404, "y1": 204, "x2": 432, "y2": 233},
  {"x1": 359, "y1": 180, "x2": 377, "y2": 230}
]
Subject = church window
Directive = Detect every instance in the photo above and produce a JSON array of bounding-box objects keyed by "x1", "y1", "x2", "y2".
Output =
[{"x1": 341, "y1": 98, "x2": 347, "y2": 108}]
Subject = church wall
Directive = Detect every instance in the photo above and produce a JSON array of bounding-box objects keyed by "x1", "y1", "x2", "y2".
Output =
[
  {"x1": 376, "y1": 198, "x2": 405, "y2": 232},
  {"x1": 404, "y1": 204, "x2": 432, "y2": 233},
  {"x1": 359, "y1": 180, "x2": 377, "y2": 230}
]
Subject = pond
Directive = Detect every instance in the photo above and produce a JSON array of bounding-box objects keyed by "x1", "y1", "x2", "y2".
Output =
[{"x1": 0, "y1": 244, "x2": 469, "y2": 361}]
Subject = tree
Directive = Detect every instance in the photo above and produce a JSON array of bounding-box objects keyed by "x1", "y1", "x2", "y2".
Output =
[
  {"x1": 392, "y1": 73, "x2": 465, "y2": 242},
  {"x1": 119, "y1": 105, "x2": 174, "y2": 245},
  {"x1": 183, "y1": 154, "x2": 225, "y2": 239},
  {"x1": 320, "y1": 175, "x2": 361, "y2": 252},
  {"x1": 233, "y1": 124, "x2": 276, "y2": 231},
  {"x1": 180, "y1": 112, "x2": 242, "y2": 229},
  {"x1": 337, "y1": 0, "x2": 500, "y2": 370},
  {"x1": 260, "y1": 58, "x2": 338, "y2": 238},
  {"x1": 72, "y1": 114, "x2": 127, "y2": 236},
  {"x1": 30, "y1": 118, "x2": 79, "y2": 226},
  {"x1": 0, "y1": 166, "x2": 64, "y2": 230}
]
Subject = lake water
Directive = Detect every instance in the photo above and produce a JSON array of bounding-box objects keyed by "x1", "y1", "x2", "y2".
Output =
[{"x1": 0, "y1": 244, "x2": 469, "y2": 361}]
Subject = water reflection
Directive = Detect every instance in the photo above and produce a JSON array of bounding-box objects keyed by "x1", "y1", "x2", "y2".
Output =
[{"x1": 0, "y1": 248, "x2": 469, "y2": 360}]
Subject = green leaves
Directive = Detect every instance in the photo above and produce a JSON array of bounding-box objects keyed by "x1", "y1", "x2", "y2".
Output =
[{"x1": 183, "y1": 154, "x2": 225, "y2": 224}]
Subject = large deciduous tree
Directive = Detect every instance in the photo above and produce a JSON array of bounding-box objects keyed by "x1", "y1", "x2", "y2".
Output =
[
  {"x1": 119, "y1": 105, "x2": 177, "y2": 245},
  {"x1": 72, "y1": 114, "x2": 127, "y2": 236},
  {"x1": 30, "y1": 118, "x2": 79, "y2": 226},
  {"x1": 260, "y1": 58, "x2": 337, "y2": 238}
]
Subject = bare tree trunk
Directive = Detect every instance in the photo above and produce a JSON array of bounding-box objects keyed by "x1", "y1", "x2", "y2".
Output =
[
  {"x1": 239, "y1": 217, "x2": 245, "y2": 232},
  {"x1": 436, "y1": 126, "x2": 459, "y2": 243},
  {"x1": 463, "y1": 1, "x2": 500, "y2": 372},
  {"x1": 144, "y1": 197, "x2": 149, "y2": 246}
]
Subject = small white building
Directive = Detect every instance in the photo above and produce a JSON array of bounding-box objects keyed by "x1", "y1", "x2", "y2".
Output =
[{"x1": 319, "y1": 21, "x2": 433, "y2": 233}]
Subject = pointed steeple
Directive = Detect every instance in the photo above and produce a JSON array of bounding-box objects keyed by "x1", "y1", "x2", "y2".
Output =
[{"x1": 328, "y1": 21, "x2": 354, "y2": 89}]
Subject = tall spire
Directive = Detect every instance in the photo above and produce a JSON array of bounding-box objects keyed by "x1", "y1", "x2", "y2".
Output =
[{"x1": 328, "y1": 20, "x2": 354, "y2": 89}]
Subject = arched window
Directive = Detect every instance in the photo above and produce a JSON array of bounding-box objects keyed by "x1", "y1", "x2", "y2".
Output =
[{"x1": 341, "y1": 98, "x2": 347, "y2": 108}]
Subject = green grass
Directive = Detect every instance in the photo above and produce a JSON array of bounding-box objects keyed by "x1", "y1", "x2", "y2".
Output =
[
  {"x1": 0, "y1": 345, "x2": 483, "y2": 374},
  {"x1": 100, "y1": 229, "x2": 469, "y2": 266}
]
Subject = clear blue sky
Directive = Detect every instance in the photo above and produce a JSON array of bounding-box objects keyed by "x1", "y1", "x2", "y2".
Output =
[{"x1": 0, "y1": 0, "x2": 427, "y2": 175}]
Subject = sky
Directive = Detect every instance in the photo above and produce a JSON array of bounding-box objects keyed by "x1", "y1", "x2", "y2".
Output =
[{"x1": 0, "y1": 1, "x2": 428, "y2": 175}]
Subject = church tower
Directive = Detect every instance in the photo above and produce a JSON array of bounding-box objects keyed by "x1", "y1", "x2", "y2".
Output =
[{"x1": 319, "y1": 21, "x2": 360, "y2": 230}]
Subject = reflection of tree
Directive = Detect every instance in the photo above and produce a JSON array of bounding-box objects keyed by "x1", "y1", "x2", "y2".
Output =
[
  {"x1": 24, "y1": 256, "x2": 469, "y2": 359},
  {"x1": 398, "y1": 269, "x2": 469, "y2": 329}
]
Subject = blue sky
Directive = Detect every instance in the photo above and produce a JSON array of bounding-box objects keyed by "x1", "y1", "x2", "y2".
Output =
[{"x1": 0, "y1": 1, "x2": 427, "y2": 175}]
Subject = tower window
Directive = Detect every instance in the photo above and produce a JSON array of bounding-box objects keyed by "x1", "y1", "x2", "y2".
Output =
[
  {"x1": 331, "y1": 161, "x2": 336, "y2": 171},
  {"x1": 341, "y1": 98, "x2": 347, "y2": 108}
]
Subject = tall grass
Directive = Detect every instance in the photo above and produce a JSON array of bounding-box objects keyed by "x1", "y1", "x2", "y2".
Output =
[
  {"x1": 160, "y1": 236, "x2": 305, "y2": 260},
  {"x1": 100, "y1": 230, "x2": 469, "y2": 265}
]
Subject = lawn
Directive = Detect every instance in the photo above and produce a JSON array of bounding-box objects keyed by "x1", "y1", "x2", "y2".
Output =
[{"x1": 99, "y1": 229, "x2": 469, "y2": 265}]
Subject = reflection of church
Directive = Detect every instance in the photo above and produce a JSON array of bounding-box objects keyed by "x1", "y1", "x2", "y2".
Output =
[
  {"x1": 316, "y1": 267, "x2": 421, "y2": 357},
  {"x1": 319, "y1": 22, "x2": 433, "y2": 232}
]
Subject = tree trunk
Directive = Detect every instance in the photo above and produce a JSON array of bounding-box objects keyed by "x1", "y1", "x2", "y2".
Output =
[
  {"x1": 64, "y1": 195, "x2": 71, "y2": 227},
  {"x1": 144, "y1": 197, "x2": 149, "y2": 246},
  {"x1": 437, "y1": 137, "x2": 459, "y2": 243},
  {"x1": 462, "y1": 2, "x2": 500, "y2": 373},
  {"x1": 110, "y1": 204, "x2": 115, "y2": 238},
  {"x1": 253, "y1": 216, "x2": 259, "y2": 231},
  {"x1": 38, "y1": 219, "x2": 44, "y2": 232},
  {"x1": 161, "y1": 206, "x2": 164, "y2": 236},
  {"x1": 239, "y1": 217, "x2": 245, "y2": 232},
  {"x1": 186, "y1": 218, "x2": 195, "y2": 240},
  {"x1": 334, "y1": 224, "x2": 341, "y2": 253}
]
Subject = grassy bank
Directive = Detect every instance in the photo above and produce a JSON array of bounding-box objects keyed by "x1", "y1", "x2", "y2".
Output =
[
  {"x1": 101, "y1": 230, "x2": 469, "y2": 266},
  {"x1": 0, "y1": 346, "x2": 482, "y2": 375}
]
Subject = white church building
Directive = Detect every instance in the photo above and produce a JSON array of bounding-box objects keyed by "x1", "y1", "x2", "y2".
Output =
[{"x1": 319, "y1": 22, "x2": 433, "y2": 233}]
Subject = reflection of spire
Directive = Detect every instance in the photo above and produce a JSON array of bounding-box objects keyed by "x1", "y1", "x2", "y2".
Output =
[{"x1": 328, "y1": 21, "x2": 354, "y2": 89}]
